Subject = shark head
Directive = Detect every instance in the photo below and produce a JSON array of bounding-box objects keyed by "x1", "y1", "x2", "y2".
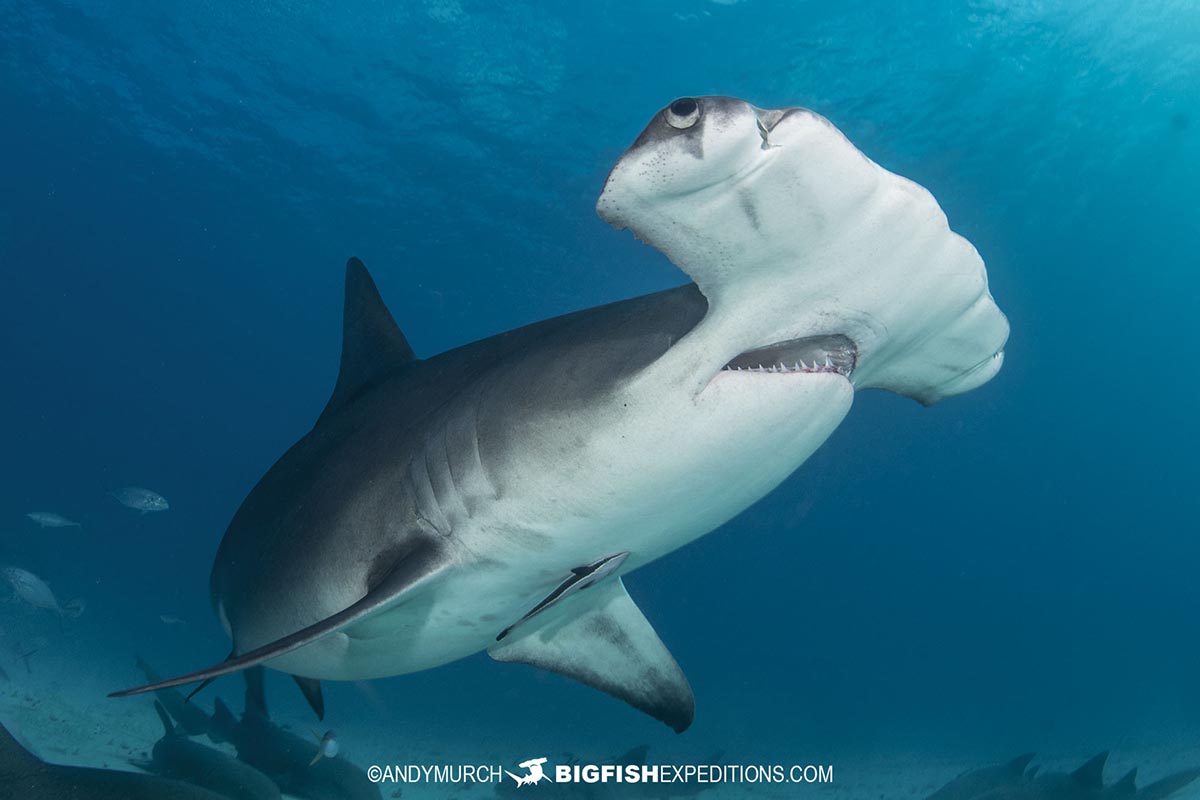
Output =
[{"x1": 598, "y1": 96, "x2": 1009, "y2": 405}]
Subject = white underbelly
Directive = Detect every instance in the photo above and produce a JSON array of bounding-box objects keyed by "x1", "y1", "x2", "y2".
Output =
[{"x1": 267, "y1": 371, "x2": 854, "y2": 681}]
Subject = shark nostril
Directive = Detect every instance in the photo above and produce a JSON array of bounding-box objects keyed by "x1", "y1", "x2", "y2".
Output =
[
  {"x1": 753, "y1": 108, "x2": 786, "y2": 138},
  {"x1": 756, "y1": 118, "x2": 771, "y2": 147},
  {"x1": 752, "y1": 108, "x2": 787, "y2": 150}
]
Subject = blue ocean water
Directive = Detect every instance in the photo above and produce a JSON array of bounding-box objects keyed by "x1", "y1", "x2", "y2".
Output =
[{"x1": 1, "y1": 0, "x2": 1198, "y2": 793}]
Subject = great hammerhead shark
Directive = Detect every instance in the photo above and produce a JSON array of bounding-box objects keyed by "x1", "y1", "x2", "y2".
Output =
[{"x1": 113, "y1": 96, "x2": 1009, "y2": 731}]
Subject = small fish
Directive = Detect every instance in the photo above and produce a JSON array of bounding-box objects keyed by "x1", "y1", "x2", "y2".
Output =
[
  {"x1": 1, "y1": 567, "x2": 61, "y2": 614},
  {"x1": 26, "y1": 512, "x2": 81, "y2": 528},
  {"x1": 308, "y1": 730, "x2": 338, "y2": 766},
  {"x1": 17, "y1": 636, "x2": 47, "y2": 675},
  {"x1": 111, "y1": 487, "x2": 170, "y2": 513},
  {"x1": 159, "y1": 615, "x2": 186, "y2": 625},
  {"x1": 63, "y1": 598, "x2": 87, "y2": 619}
]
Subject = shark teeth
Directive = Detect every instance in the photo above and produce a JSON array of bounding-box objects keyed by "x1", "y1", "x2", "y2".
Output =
[
  {"x1": 721, "y1": 360, "x2": 851, "y2": 377},
  {"x1": 719, "y1": 333, "x2": 857, "y2": 378}
]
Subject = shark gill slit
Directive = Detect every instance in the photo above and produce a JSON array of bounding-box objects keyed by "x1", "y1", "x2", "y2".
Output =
[
  {"x1": 408, "y1": 451, "x2": 448, "y2": 536},
  {"x1": 429, "y1": 425, "x2": 469, "y2": 529}
]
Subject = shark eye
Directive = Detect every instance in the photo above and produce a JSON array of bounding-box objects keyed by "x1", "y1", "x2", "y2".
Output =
[{"x1": 665, "y1": 97, "x2": 700, "y2": 129}]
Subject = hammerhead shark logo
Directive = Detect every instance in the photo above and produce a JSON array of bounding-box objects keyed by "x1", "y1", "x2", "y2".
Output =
[{"x1": 506, "y1": 757, "x2": 551, "y2": 786}]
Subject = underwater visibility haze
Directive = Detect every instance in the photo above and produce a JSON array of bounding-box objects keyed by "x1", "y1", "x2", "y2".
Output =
[{"x1": 1, "y1": 1, "x2": 1199, "y2": 799}]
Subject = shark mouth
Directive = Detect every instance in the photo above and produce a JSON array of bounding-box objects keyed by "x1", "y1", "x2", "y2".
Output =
[{"x1": 721, "y1": 334, "x2": 857, "y2": 377}]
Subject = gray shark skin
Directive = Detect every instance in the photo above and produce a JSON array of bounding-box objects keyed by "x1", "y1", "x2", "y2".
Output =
[
  {"x1": 113, "y1": 96, "x2": 1009, "y2": 731},
  {"x1": 0, "y1": 719, "x2": 232, "y2": 800},
  {"x1": 136, "y1": 655, "x2": 219, "y2": 739},
  {"x1": 927, "y1": 753, "x2": 1200, "y2": 800},
  {"x1": 133, "y1": 700, "x2": 280, "y2": 800},
  {"x1": 201, "y1": 668, "x2": 379, "y2": 800},
  {"x1": 928, "y1": 753, "x2": 1037, "y2": 800}
]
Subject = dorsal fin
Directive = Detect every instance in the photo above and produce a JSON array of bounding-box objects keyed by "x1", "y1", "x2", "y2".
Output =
[
  {"x1": 1112, "y1": 767, "x2": 1138, "y2": 797},
  {"x1": 1006, "y1": 753, "x2": 1037, "y2": 776},
  {"x1": 152, "y1": 700, "x2": 176, "y2": 737},
  {"x1": 210, "y1": 697, "x2": 238, "y2": 742},
  {"x1": 1072, "y1": 752, "x2": 1108, "y2": 789},
  {"x1": 319, "y1": 257, "x2": 418, "y2": 423}
]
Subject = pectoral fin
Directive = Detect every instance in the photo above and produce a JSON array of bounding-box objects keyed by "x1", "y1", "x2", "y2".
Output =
[
  {"x1": 109, "y1": 538, "x2": 446, "y2": 699},
  {"x1": 488, "y1": 577, "x2": 694, "y2": 732},
  {"x1": 496, "y1": 552, "x2": 629, "y2": 641}
]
